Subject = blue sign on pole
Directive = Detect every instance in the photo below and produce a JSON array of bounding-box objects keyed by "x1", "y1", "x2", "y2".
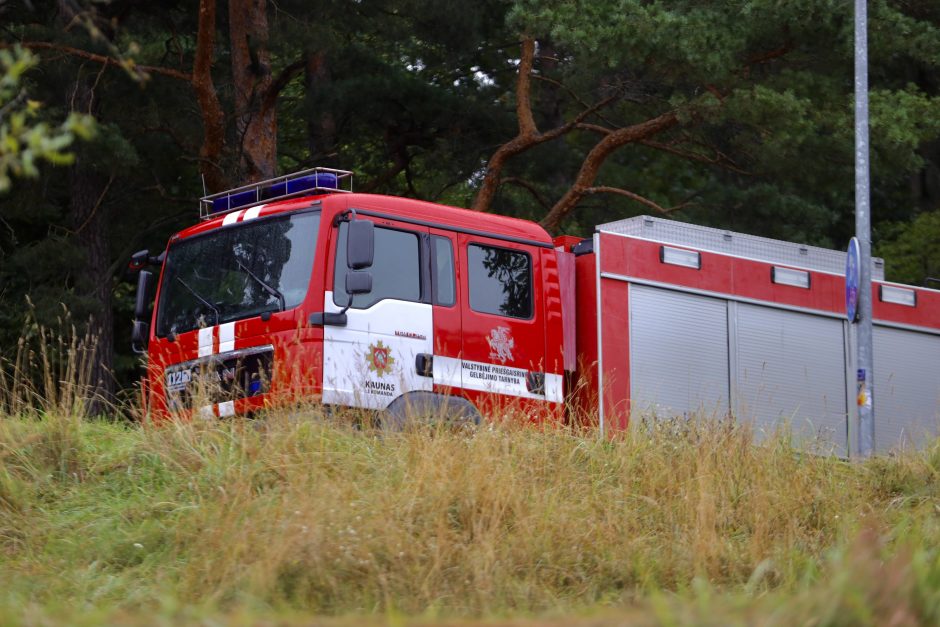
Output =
[{"x1": 846, "y1": 237, "x2": 860, "y2": 322}]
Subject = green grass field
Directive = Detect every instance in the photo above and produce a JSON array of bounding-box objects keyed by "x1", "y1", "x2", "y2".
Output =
[{"x1": 2, "y1": 407, "x2": 940, "y2": 626}]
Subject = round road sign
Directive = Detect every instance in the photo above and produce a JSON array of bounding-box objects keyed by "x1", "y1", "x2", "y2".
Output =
[{"x1": 846, "y1": 237, "x2": 860, "y2": 322}]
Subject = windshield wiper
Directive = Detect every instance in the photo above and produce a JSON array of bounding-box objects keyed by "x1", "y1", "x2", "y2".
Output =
[
  {"x1": 237, "y1": 260, "x2": 286, "y2": 312},
  {"x1": 176, "y1": 277, "x2": 220, "y2": 326}
]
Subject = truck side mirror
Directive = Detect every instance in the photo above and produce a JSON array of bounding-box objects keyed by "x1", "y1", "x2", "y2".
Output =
[
  {"x1": 132, "y1": 270, "x2": 153, "y2": 353},
  {"x1": 347, "y1": 219, "x2": 374, "y2": 269},
  {"x1": 128, "y1": 249, "x2": 165, "y2": 275},
  {"x1": 134, "y1": 270, "x2": 153, "y2": 320},
  {"x1": 129, "y1": 249, "x2": 150, "y2": 273},
  {"x1": 345, "y1": 270, "x2": 373, "y2": 295}
]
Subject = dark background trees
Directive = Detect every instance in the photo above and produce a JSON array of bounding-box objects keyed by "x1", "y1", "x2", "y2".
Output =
[{"x1": 1, "y1": 0, "x2": 937, "y2": 410}]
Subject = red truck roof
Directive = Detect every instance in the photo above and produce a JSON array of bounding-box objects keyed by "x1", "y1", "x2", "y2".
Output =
[{"x1": 171, "y1": 192, "x2": 554, "y2": 248}]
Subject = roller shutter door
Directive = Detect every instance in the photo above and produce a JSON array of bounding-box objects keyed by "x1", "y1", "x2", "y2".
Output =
[
  {"x1": 873, "y1": 326, "x2": 940, "y2": 452},
  {"x1": 629, "y1": 285, "x2": 729, "y2": 418},
  {"x1": 734, "y1": 304, "x2": 847, "y2": 455}
]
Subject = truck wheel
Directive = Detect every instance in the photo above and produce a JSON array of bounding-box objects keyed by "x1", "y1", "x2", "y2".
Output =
[{"x1": 380, "y1": 392, "x2": 481, "y2": 432}]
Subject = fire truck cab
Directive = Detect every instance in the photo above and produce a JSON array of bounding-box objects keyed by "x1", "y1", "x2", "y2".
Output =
[{"x1": 133, "y1": 168, "x2": 566, "y2": 423}]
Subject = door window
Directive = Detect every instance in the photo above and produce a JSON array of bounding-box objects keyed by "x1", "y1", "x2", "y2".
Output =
[
  {"x1": 432, "y1": 235, "x2": 456, "y2": 307},
  {"x1": 333, "y1": 222, "x2": 421, "y2": 309},
  {"x1": 467, "y1": 243, "x2": 532, "y2": 319}
]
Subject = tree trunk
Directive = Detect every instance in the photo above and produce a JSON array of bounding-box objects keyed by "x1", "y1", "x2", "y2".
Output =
[
  {"x1": 67, "y1": 77, "x2": 114, "y2": 415},
  {"x1": 537, "y1": 39, "x2": 564, "y2": 130},
  {"x1": 471, "y1": 38, "x2": 538, "y2": 213},
  {"x1": 193, "y1": 0, "x2": 228, "y2": 192},
  {"x1": 56, "y1": 0, "x2": 113, "y2": 414},
  {"x1": 535, "y1": 39, "x2": 570, "y2": 195},
  {"x1": 229, "y1": 0, "x2": 276, "y2": 181}
]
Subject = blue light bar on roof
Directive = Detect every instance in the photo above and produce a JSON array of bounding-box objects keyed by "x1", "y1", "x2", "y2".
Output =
[
  {"x1": 262, "y1": 172, "x2": 337, "y2": 201},
  {"x1": 211, "y1": 189, "x2": 260, "y2": 214},
  {"x1": 205, "y1": 169, "x2": 347, "y2": 217}
]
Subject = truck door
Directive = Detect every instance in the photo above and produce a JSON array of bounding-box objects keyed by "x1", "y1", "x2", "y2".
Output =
[
  {"x1": 321, "y1": 217, "x2": 433, "y2": 409},
  {"x1": 457, "y1": 233, "x2": 548, "y2": 412},
  {"x1": 428, "y1": 229, "x2": 463, "y2": 396}
]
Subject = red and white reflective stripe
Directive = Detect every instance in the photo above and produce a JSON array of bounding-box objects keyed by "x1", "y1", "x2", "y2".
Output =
[
  {"x1": 219, "y1": 322, "x2": 236, "y2": 353},
  {"x1": 221, "y1": 204, "x2": 266, "y2": 227},
  {"x1": 198, "y1": 327, "x2": 214, "y2": 357},
  {"x1": 243, "y1": 206, "x2": 264, "y2": 221},
  {"x1": 222, "y1": 210, "x2": 244, "y2": 226},
  {"x1": 197, "y1": 322, "x2": 237, "y2": 358},
  {"x1": 199, "y1": 400, "x2": 236, "y2": 419},
  {"x1": 195, "y1": 322, "x2": 240, "y2": 419}
]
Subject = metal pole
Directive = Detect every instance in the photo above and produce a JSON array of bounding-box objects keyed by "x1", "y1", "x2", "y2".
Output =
[{"x1": 855, "y1": 0, "x2": 875, "y2": 457}]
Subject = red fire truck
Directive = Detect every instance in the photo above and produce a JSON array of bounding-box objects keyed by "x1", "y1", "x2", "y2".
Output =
[{"x1": 131, "y1": 168, "x2": 940, "y2": 456}]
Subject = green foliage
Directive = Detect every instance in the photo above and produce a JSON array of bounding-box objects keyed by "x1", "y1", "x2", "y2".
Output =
[
  {"x1": 869, "y1": 88, "x2": 940, "y2": 177},
  {"x1": 876, "y1": 210, "x2": 940, "y2": 285},
  {"x1": 0, "y1": 0, "x2": 939, "y2": 396},
  {"x1": 0, "y1": 46, "x2": 94, "y2": 193},
  {"x1": 500, "y1": 0, "x2": 939, "y2": 245}
]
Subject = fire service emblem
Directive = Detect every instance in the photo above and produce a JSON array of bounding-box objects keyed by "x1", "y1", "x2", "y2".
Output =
[
  {"x1": 366, "y1": 341, "x2": 396, "y2": 377},
  {"x1": 487, "y1": 326, "x2": 515, "y2": 364}
]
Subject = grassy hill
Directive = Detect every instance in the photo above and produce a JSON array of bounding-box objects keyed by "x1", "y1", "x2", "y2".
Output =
[{"x1": 1, "y1": 408, "x2": 939, "y2": 625}]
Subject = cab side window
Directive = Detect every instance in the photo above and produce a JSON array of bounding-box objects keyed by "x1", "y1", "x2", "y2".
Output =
[
  {"x1": 432, "y1": 236, "x2": 455, "y2": 307},
  {"x1": 334, "y1": 222, "x2": 421, "y2": 308},
  {"x1": 467, "y1": 243, "x2": 532, "y2": 319}
]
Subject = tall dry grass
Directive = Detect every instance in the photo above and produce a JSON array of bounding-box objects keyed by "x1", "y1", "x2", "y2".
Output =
[
  {"x1": 0, "y1": 304, "x2": 100, "y2": 418},
  {"x1": 2, "y1": 321, "x2": 940, "y2": 623},
  {"x1": 37, "y1": 411, "x2": 916, "y2": 616},
  {"x1": 2, "y1": 403, "x2": 940, "y2": 623},
  {"x1": 0, "y1": 307, "x2": 105, "y2": 484}
]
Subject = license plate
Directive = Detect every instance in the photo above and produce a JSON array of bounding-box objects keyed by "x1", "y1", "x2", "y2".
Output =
[{"x1": 166, "y1": 369, "x2": 192, "y2": 392}]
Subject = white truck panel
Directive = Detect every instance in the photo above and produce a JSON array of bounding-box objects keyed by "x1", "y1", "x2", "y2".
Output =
[
  {"x1": 873, "y1": 326, "x2": 940, "y2": 452},
  {"x1": 629, "y1": 285, "x2": 730, "y2": 418},
  {"x1": 734, "y1": 303, "x2": 848, "y2": 455}
]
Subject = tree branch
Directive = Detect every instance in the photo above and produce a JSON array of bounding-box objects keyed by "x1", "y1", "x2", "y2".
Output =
[
  {"x1": 260, "y1": 57, "x2": 305, "y2": 113},
  {"x1": 106, "y1": 208, "x2": 192, "y2": 282},
  {"x1": 575, "y1": 122, "x2": 612, "y2": 136},
  {"x1": 471, "y1": 36, "x2": 619, "y2": 212},
  {"x1": 0, "y1": 88, "x2": 27, "y2": 120},
  {"x1": 500, "y1": 176, "x2": 551, "y2": 210},
  {"x1": 6, "y1": 41, "x2": 191, "y2": 81},
  {"x1": 74, "y1": 174, "x2": 114, "y2": 235},
  {"x1": 746, "y1": 42, "x2": 792, "y2": 66},
  {"x1": 640, "y1": 139, "x2": 752, "y2": 175},
  {"x1": 360, "y1": 146, "x2": 409, "y2": 194},
  {"x1": 470, "y1": 38, "x2": 541, "y2": 212},
  {"x1": 540, "y1": 110, "x2": 680, "y2": 232},
  {"x1": 140, "y1": 124, "x2": 197, "y2": 156},
  {"x1": 530, "y1": 73, "x2": 598, "y2": 112},
  {"x1": 582, "y1": 186, "x2": 693, "y2": 215},
  {"x1": 740, "y1": 41, "x2": 793, "y2": 80}
]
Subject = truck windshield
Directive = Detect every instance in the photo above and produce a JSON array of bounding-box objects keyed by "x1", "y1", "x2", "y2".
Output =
[{"x1": 155, "y1": 211, "x2": 319, "y2": 337}]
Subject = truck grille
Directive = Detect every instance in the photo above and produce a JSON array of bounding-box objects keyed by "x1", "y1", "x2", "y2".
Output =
[{"x1": 164, "y1": 345, "x2": 274, "y2": 411}]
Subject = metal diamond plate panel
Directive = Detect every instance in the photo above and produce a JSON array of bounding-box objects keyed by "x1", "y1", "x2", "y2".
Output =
[{"x1": 598, "y1": 215, "x2": 885, "y2": 281}]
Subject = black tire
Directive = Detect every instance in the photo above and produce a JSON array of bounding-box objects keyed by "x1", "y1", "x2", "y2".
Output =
[{"x1": 380, "y1": 392, "x2": 482, "y2": 432}]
